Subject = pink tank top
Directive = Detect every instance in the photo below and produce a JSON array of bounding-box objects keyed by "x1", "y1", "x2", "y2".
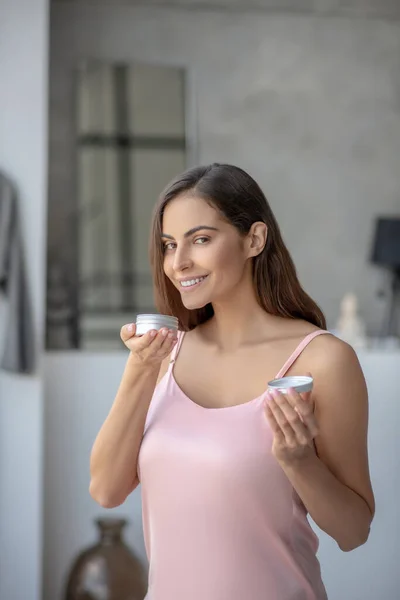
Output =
[{"x1": 138, "y1": 329, "x2": 331, "y2": 600}]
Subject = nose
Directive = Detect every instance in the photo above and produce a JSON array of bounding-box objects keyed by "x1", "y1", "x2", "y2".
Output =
[{"x1": 172, "y1": 244, "x2": 192, "y2": 273}]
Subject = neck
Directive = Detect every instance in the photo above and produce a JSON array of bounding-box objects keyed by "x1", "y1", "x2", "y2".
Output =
[{"x1": 202, "y1": 281, "x2": 286, "y2": 351}]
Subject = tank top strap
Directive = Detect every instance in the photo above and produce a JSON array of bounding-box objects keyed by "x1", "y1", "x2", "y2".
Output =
[
  {"x1": 274, "y1": 330, "x2": 332, "y2": 379},
  {"x1": 168, "y1": 329, "x2": 186, "y2": 371}
]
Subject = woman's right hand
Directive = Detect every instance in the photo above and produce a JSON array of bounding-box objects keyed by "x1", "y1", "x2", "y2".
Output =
[{"x1": 120, "y1": 323, "x2": 178, "y2": 367}]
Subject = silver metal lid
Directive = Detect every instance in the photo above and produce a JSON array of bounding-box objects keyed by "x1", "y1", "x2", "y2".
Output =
[
  {"x1": 136, "y1": 314, "x2": 178, "y2": 323},
  {"x1": 267, "y1": 375, "x2": 313, "y2": 394}
]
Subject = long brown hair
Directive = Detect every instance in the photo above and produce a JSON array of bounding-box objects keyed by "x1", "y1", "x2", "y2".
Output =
[{"x1": 149, "y1": 163, "x2": 326, "y2": 331}]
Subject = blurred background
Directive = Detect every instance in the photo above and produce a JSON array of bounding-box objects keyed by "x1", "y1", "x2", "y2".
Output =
[{"x1": 1, "y1": 0, "x2": 400, "y2": 599}]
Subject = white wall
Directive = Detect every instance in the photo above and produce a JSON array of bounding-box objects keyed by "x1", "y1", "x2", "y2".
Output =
[
  {"x1": 43, "y1": 354, "x2": 147, "y2": 600},
  {"x1": 312, "y1": 351, "x2": 400, "y2": 599},
  {"x1": 0, "y1": 1, "x2": 49, "y2": 599}
]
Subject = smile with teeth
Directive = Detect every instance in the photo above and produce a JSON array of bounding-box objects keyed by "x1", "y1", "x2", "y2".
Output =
[{"x1": 180, "y1": 275, "x2": 209, "y2": 289}]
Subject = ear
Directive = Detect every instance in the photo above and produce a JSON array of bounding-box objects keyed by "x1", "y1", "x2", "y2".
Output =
[{"x1": 247, "y1": 222, "x2": 267, "y2": 258}]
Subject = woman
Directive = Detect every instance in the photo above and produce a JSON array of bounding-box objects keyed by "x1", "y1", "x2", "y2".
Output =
[{"x1": 90, "y1": 163, "x2": 375, "y2": 600}]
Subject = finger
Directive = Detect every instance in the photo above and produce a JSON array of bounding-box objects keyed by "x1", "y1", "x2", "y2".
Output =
[
  {"x1": 147, "y1": 328, "x2": 178, "y2": 355},
  {"x1": 265, "y1": 403, "x2": 285, "y2": 444},
  {"x1": 157, "y1": 328, "x2": 178, "y2": 353},
  {"x1": 120, "y1": 323, "x2": 136, "y2": 342},
  {"x1": 300, "y1": 390, "x2": 312, "y2": 403},
  {"x1": 146, "y1": 328, "x2": 171, "y2": 352},
  {"x1": 165, "y1": 329, "x2": 179, "y2": 350},
  {"x1": 286, "y1": 387, "x2": 313, "y2": 419},
  {"x1": 267, "y1": 396, "x2": 297, "y2": 447},
  {"x1": 300, "y1": 371, "x2": 313, "y2": 403},
  {"x1": 129, "y1": 328, "x2": 159, "y2": 351},
  {"x1": 287, "y1": 388, "x2": 319, "y2": 438},
  {"x1": 271, "y1": 392, "x2": 313, "y2": 445}
]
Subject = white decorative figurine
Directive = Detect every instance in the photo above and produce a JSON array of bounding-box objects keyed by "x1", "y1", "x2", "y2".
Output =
[{"x1": 335, "y1": 292, "x2": 368, "y2": 349}]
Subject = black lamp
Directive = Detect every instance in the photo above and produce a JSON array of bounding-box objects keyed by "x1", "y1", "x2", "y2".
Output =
[{"x1": 370, "y1": 217, "x2": 400, "y2": 338}]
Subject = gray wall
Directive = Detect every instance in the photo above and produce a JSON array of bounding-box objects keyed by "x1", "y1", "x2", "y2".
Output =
[
  {"x1": 49, "y1": 3, "x2": 400, "y2": 337},
  {"x1": 0, "y1": 1, "x2": 49, "y2": 599}
]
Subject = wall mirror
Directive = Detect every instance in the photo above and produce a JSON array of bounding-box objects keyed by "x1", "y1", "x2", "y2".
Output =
[{"x1": 46, "y1": 61, "x2": 191, "y2": 350}]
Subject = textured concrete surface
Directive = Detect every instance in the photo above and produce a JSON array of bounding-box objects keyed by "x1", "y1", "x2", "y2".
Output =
[
  {"x1": 48, "y1": 5, "x2": 400, "y2": 335},
  {"x1": 53, "y1": 0, "x2": 400, "y2": 19}
]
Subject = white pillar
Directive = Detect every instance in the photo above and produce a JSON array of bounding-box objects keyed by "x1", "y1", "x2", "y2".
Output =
[{"x1": 0, "y1": 1, "x2": 49, "y2": 599}]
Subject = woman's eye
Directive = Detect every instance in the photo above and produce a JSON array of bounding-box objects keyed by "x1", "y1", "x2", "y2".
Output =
[
  {"x1": 163, "y1": 237, "x2": 209, "y2": 252},
  {"x1": 163, "y1": 242, "x2": 176, "y2": 251}
]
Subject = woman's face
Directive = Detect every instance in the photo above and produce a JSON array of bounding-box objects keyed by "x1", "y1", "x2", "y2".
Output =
[{"x1": 161, "y1": 194, "x2": 252, "y2": 310}]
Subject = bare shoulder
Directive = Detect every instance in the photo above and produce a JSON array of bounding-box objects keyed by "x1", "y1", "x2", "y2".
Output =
[
  {"x1": 306, "y1": 331, "x2": 361, "y2": 373},
  {"x1": 304, "y1": 332, "x2": 367, "y2": 407}
]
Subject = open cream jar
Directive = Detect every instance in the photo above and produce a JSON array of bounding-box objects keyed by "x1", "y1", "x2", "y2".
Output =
[
  {"x1": 267, "y1": 375, "x2": 313, "y2": 395},
  {"x1": 135, "y1": 314, "x2": 179, "y2": 336}
]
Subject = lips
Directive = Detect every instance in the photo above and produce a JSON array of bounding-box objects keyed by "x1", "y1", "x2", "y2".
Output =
[{"x1": 179, "y1": 274, "x2": 209, "y2": 290}]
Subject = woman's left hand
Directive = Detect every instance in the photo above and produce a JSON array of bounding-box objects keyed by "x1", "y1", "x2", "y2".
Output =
[{"x1": 264, "y1": 375, "x2": 319, "y2": 467}]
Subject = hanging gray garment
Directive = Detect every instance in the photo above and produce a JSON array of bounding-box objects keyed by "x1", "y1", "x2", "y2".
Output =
[{"x1": 0, "y1": 172, "x2": 34, "y2": 374}]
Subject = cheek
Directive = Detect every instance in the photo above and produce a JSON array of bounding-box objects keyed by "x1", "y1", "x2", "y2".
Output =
[
  {"x1": 211, "y1": 240, "x2": 245, "y2": 272},
  {"x1": 163, "y1": 254, "x2": 173, "y2": 278}
]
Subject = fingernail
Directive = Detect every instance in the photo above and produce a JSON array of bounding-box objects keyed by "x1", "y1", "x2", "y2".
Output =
[
  {"x1": 150, "y1": 330, "x2": 157, "y2": 337},
  {"x1": 266, "y1": 392, "x2": 275, "y2": 404},
  {"x1": 127, "y1": 323, "x2": 134, "y2": 332}
]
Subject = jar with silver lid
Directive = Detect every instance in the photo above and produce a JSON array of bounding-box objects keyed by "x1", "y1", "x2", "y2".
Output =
[
  {"x1": 267, "y1": 375, "x2": 313, "y2": 395},
  {"x1": 135, "y1": 314, "x2": 179, "y2": 336}
]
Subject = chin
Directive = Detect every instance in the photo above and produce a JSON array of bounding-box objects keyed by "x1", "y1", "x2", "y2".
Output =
[
  {"x1": 182, "y1": 299, "x2": 209, "y2": 311},
  {"x1": 180, "y1": 295, "x2": 210, "y2": 311}
]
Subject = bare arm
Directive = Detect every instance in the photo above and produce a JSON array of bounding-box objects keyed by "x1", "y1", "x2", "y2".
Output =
[
  {"x1": 266, "y1": 336, "x2": 375, "y2": 551},
  {"x1": 89, "y1": 325, "x2": 177, "y2": 508},
  {"x1": 307, "y1": 338, "x2": 375, "y2": 549}
]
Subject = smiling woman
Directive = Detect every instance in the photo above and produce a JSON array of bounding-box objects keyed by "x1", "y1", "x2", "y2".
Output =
[
  {"x1": 90, "y1": 163, "x2": 374, "y2": 600},
  {"x1": 149, "y1": 163, "x2": 327, "y2": 331},
  {"x1": 161, "y1": 224, "x2": 215, "y2": 290}
]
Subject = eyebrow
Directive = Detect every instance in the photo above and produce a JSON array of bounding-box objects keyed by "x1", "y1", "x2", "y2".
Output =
[{"x1": 161, "y1": 225, "x2": 219, "y2": 240}]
